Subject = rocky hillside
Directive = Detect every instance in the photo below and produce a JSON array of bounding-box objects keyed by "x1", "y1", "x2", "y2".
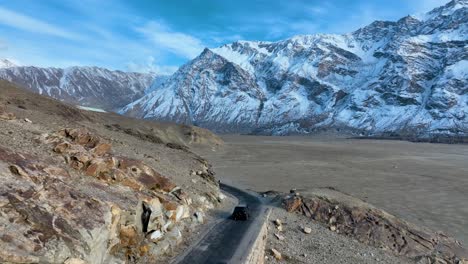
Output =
[
  {"x1": 0, "y1": 80, "x2": 225, "y2": 263},
  {"x1": 0, "y1": 65, "x2": 165, "y2": 111},
  {"x1": 121, "y1": 0, "x2": 467, "y2": 137}
]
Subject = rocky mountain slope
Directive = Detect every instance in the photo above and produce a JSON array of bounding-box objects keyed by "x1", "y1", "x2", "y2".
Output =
[
  {"x1": 0, "y1": 65, "x2": 165, "y2": 111},
  {"x1": 0, "y1": 80, "x2": 225, "y2": 263},
  {"x1": 121, "y1": 0, "x2": 468, "y2": 137}
]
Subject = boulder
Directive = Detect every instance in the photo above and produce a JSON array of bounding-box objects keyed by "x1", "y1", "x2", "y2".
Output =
[
  {"x1": 64, "y1": 258, "x2": 87, "y2": 264},
  {"x1": 271, "y1": 248, "x2": 282, "y2": 260},
  {"x1": 149, "y1": 230, "x2": 164, "y2": 243},
  {"x1": 284, "y1": 196, "x2": 302, "y2": 212},
  {"x1": 64, "y1": 128, "x2": 100, "y2": 148},
  {"x1": 275, "y1": 233, "x2": 285, "y2": 241},
  {"x1": 147, "y1": 198, "x2": 165, "y2": 232},
  {"x1": 303, "y1": 227, "x2": 312, "y2": 234}
]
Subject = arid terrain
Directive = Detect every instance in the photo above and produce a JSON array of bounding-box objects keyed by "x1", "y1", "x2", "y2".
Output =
[
  {"x1": 0, "y1": 80, "x2": 230, "y2": 263},
  {"x1": 201, "y1": 135, "x2": 468, "y2": 247}
]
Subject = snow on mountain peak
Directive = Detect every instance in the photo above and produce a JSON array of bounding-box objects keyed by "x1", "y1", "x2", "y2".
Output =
[{"x1": 0, "y1": 59, "x2": 17, "y2": 68}]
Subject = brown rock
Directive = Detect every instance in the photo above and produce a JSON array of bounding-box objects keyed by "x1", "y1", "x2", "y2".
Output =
[
  {"x1": 119, "y1": 225, "x2": 139, "y2": 248},
  {"x1": 163, "y1": 201, "x2": 178, "y2": 211},
  {"x1": 54, "y1": 142, "x2": 72, "y2": 154},
  {"x1": 85, "y1": 158, "x2": 111, "y2": 178},
  {"x1": 85, "y1": 163, "x2": 100, "y2": 177},
  {"x1": 109, "y1": 169, "x2": 126, "y2": 182},
  {"x1": 118, "y1": 157, "x2": 143, "y2": 170},
  {"x1": 284, "y1": 196, "x2": 302, "y2": 212},
  {"x1": 105, "y1": 157, "x2": 119, "y2": 169},
  {"x1": 92, "y1": 143, "x2": 112, "y2": 156},
  {"x1": 66, "y1": 128, "x2": 100, "y2": 147},
  {"x1": 121, "y1": 178, "x2": 143, "y2": 191},
  {"x1": 139, "y1": 244, "x2": 149, "y2": 256},
  {"x1": 138, "y1": 172, "x2": 177, "y2": 193},
  {"x1": 69, "y1": 153, "x2": 91, "y2": 170},
  {"x1": 73, "y1": 152, "x2": 92, "y2": 164}
]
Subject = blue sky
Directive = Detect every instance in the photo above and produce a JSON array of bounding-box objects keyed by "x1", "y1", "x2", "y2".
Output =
[{"x1": 0, "y1": 0, "x2": 448, "y2": 74}]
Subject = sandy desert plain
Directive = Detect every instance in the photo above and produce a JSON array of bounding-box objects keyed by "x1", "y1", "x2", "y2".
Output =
[{"x1": 200, "y1": 135, "x2": 468, "y2": 245}]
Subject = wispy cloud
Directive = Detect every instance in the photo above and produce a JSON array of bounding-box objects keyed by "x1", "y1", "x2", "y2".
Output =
[
  {"x1": 0, "y1": 7, "x2": 81, "y2": 40},
  {"x1": 136, "y1": 21, "x2": 205, "y2": 59},
  {"x1": 127, "y1": 56, "x2": 179, "y2": 75}
]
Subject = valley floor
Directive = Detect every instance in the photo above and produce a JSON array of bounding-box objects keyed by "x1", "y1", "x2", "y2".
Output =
[{"x1": 200, "y1": 135, "x2": 468, "y2": 246}]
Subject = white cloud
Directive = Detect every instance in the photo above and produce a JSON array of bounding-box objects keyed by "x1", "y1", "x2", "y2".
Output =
[
  {"x1": 0, "y1": 7, "x2": 80, "y2": 40},
  {"x1": 136, "y1": 21, "x2": 205, "y2": 59},
  {"x1": 127, "y1": 56, "x2": 178, "y2": 75}
]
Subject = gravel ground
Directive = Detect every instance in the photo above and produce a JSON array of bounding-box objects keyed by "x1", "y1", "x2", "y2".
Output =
[
  {"x1": 202, "y1": 135, "x2": 468, "y2": 246},
  {"x1": 265, "y1": 207, "x2": 414, "y2": 264}
]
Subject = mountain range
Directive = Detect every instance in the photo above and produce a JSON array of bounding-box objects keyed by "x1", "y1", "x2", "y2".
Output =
[
  {"x1": 121, "y1": 0, "x2": 467, "y2": 137},
  {"x1": 0, "y1": 0, "x2": 466, "y2": 137},
  {"x1": 0, "y1": 64, "x2": 161, "y2": 111}
]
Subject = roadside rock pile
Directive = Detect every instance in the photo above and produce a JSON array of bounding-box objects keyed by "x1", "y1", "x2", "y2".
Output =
[
  {"x1": 0, "y1": 127, "x2": 222, "y2": 263},
  {"x1": 283, "y1": 189, "x2": 468, "y2": 264}
]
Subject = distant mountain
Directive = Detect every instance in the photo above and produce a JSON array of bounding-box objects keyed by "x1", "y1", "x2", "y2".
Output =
[
  {"x1": 0, "y1": 65, "x2": 165, "y2": 111},
  {"x1": 121, "y1": 0, "x2": 467, "y2": 137},
  {"x1": 0, "y1": 59, "x2": 16, "y2": 68}
]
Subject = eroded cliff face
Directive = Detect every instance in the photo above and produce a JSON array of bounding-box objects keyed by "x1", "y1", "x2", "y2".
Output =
[
  {"x1": 121, "y1": 0, "x2": 467, "y2": 137},
  {"x1": 0, "y1": 81, "x2": 225, "y2": 263}
]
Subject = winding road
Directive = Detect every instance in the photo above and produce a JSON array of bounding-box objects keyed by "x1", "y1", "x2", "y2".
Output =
[{"x1": 172, "y1": 183, "x2": 268, "y2": 264}]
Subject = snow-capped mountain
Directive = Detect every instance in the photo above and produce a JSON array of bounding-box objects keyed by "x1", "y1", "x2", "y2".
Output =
[
  {"x1": 0, "y1": 59, "x2": 17, "y2": 68},
  {"x1": 0, "y1": 65, "x2": 162, "y2": 111},
  {"x1": 121, "y1": 0, "x2": 467, "y2": 137}
]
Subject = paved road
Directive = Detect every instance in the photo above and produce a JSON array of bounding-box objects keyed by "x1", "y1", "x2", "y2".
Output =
[{"x1": 173, "y1": 183, "x2": 266, "y2": 264}]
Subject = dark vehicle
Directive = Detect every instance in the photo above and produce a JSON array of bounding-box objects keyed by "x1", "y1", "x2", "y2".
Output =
[{"x1": 231, "y1": 205, "x2": 249, "y2": 221}]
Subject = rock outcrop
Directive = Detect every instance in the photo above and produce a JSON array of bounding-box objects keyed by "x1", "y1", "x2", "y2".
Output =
[
  {"x1": 0, "y1": 127, "x2": 221, "y2": 263},
  {"x1": 283, "y1": 188, "x2": 468, "y2": 263}
]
